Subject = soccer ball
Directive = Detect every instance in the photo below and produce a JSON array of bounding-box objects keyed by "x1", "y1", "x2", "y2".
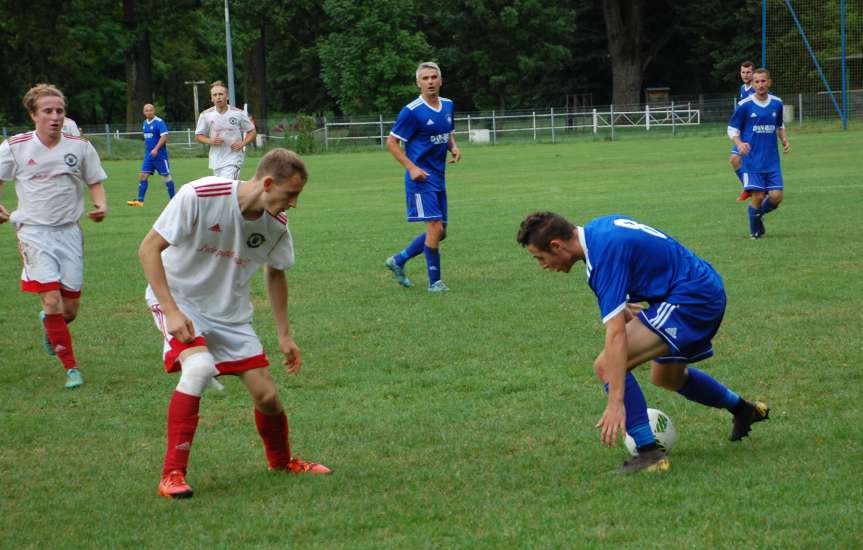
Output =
[{"x1": 623, "y1": 408, "x2": 678, "y2": 457}]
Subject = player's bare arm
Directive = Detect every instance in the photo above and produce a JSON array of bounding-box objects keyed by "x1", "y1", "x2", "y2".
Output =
[
  {"x1": 265, "y1": 265, "x2": 302, "y2": 374},
  {"x1": 386, "y1": 134, "x2": 428, "y2": 181},
  {"x1": 778, "y1": 128, "x2": 791, "y2": 153},
  {"x1": 231, "y1": 127, "x2": 257, "y2": 151},
  {"x1": 0, "y1": 180, "x2": 8, "y2": 223},
  {"x1": 595, "y1": 311, "x2": 628, "y2": 447},
  {"x1": 138, "y1": 229, "x2": 196, "y2": 343},
  {"x1": 448, "y1": 133, "x2": 461, "y2": 163},
  {"x1": 87, "y1": 182, "x2": 108, "y2": 222}
]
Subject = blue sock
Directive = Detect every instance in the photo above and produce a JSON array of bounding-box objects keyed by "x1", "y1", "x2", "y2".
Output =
[
  {"x1": 137, "y1": 180, "x2": 149, "y2": 202},
  {"x1": 759, "y1": 198, "x2": 776, "y2": 215},
  {"x1": 677, "y1": 367, "x2": 741, "y2": 410},
  {"x1": 424, "y1": 246, "x2": 441, "y2": 285},
  {"x1": 747, "y1": 205, "x2": 761, "y2": 235},
  {"x1": 735, "y1": 168, "x2": 744, "y2": 185},
  {"x1": 605, "y1": 372, "x2": 654, "y2": 448},
  {"x1": 166, "y1": 180, "x2": 175, "y2": 199},
  {"x1": 395, "y1": 233, "x2": 426, "y2": 267}
]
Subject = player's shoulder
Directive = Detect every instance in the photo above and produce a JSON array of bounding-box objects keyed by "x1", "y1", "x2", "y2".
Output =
[
  {"x1": 406, "y1": 96, "x2": 424, "y2": 111},
  {"x1": 767, "y1": 94, "x2": 783, "y2": 105},
  {"x1": 737, "y1": 95, "x2": 756, "y2": 107},
  {"x1": 189, "y1": 176, "x2": 235, "y2": 198},
  {"x1": 62, "y1": 133, "x2": 89, "y2": 143},
  {"x1": 5, "y1": 131, "x2": 35, "y2": 146},
  {"x1": 266, "y1": 210, "x2": 288, "y2": 227}
]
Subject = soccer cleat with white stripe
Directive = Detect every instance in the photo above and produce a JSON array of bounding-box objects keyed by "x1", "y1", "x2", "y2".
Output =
[{"x1": 385, "y1": 256, "x2": 413, "y2": 288}]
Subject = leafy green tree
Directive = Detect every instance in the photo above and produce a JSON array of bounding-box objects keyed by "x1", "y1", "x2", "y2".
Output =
[{"x1": 318, "y1": 0, "x2": 431, "y2": 115}]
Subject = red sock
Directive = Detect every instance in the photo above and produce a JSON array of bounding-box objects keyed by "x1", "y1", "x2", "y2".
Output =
[
  {"x1": 255, "y1": 409, "x2": 291, "y2": 469},
  {"x1": 163, "y1": 391, "x2": 201, "y2": 475},
  {"x1": 43, "y1": 313, "x2": 77, "y2": 370}
]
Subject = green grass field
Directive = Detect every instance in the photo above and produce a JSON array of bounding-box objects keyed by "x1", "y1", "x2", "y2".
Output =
[{"x1": 1, "y1": 130, "x2": 862, "y2": 548}]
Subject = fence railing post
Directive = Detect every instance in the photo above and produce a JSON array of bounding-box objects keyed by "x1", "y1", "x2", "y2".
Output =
[
  {"x1": 592, "y1": 108, "x2": 598, "y2": 135},
  {"x1": 323, "y1": 116, "x2": 329, "y2": 151},
  {"x1": 379, "y1": 114, "x2": 384, "y2": 149},
  {"x1": 671, "y1": 101, "x2": 676, "y2": 136},
  {"x1": 105, "y1": 123, "x2": 112, "y2": 159},
  {"x1": 491, "y1": 110, "x2": 496, "y2": 145},
  {"x1": 467, "y1": 114, "x2": 471, "y2": 142},
  {"x1": 610, "y1": 104, "x2": 615, "y2": 141},
  {"x1": 2, "y1": 127, "x2": 6, "y2": 139},
  {"x1": 645, "y1": 104, "x2": 650, "y2": 131},
  {"x1": 532, "y1": 111, "x2": 537, "y2": 142},
  {"x1": 550, "y1": 108, "x2": 555, "y2": 143}
]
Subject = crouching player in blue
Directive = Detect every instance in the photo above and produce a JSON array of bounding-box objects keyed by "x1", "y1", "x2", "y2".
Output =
[
  {"x1": 128, "y1": 104, "x2": 175, "y2": 206},
  {"x1": 517, "y1": 212, "x2": 769, "y2": 473},
  {"x1": 728, "y1": 68, "x2": 790, "y2": 239},
  {"x1": 384, "y1": 62, "x2": 461, "y2": 292}
]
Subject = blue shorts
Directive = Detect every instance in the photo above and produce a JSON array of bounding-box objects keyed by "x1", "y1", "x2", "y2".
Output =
[
  {"x1": 638, "y1": 293, "x2": 726, "y2": 364},
  {"x1": 141, "y1": 156, "x2": 171, "y2": 177},
  {"x1": 406, "y1": 190, "x2": 447, "y2": 223},
  {"x1": 742, "y1": 171, "x2": 783, "y2": 192}
]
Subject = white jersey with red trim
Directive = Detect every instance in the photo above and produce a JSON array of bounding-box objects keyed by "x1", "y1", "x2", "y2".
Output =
[
  {"x1": 146, "y1": 177, "x2": 295, "y2": 324},
  {"x1": 0, "y1": 131, "x2": 107, "y2": 226},
  {"x1": 62, "y1": 118, "x2": 81, "y2": 137},
  {"x1": 195, "y1": 106, "x2": 254, "y2": 170}
]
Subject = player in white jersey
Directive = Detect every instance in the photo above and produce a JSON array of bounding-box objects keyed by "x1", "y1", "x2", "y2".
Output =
[
  {"x1": 62, "y1": 116, "x2": 81, "y2": 137},
  {"x1": 195, "y1": 80, "x2": 256, "y2": 179},
  {"x1": 729, "y1": 61, "x2": 756, "y2": 203},
  {"x1": 138, "y1": 148, "x2": 330, "y2": 499},
  {"x1": 0, "y1": 84, "x2": 107, "y2": 389}
]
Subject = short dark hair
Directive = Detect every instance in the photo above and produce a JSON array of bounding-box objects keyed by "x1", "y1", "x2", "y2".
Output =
[
  {"x1": 741, "y1": 60, "x2": 755, "y2": 69},
  {"x1": 753, "y1": 67, "x2": 771, "y2": 79},
  {"x1": 517, "y1": 211, "x2": 576, "y2": 252},
  {"x1": 255, "y1": 148, "x2": 308, "y2": 183}
]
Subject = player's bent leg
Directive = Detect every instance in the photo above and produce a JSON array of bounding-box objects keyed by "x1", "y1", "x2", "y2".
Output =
[
  {"x1": 424, "y1": 220, "x2": 447, "y2": 291},
  {"x1": 39, "y1": 290, "x2": 82, "y2": 386},
  {"x1": 241, "y1": 368, "x2": 332, "y2": 475},
  {"x1": 158, "y1": 347, "x2": 213, "y2": 499}
]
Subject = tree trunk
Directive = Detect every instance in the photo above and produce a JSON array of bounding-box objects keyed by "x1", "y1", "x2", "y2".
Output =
[
  {"x1": 243, "y1": 22, "x2": 267, "y2": 126},
  {"x1": 124, "y1": 0, "x2": 152, "y2": 127},
  {"x1": 602, "y1": 0, "x2": 643, "y2": 105}
]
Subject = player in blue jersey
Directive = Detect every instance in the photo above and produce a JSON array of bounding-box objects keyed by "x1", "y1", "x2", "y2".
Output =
[
  {"x1": 728, "y1": 68, "x2": 791, "y2": 239},
  {"x1": 730, "y1": 61, "x2": 757, "y2": 203},
  {"x1": 517, "y1": 211, "x2": 770, "y2": 473},
  {"x1": 128, "y1": 104, "x2": 175, "y2": 207},
  {"x1": 384, "y1": 62, "x2": 461, "y2": 292}
]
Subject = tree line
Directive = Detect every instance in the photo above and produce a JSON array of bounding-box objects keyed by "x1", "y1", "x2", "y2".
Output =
[{"x1": 0, "y1": 0, "x2": 765, "y2": 126}]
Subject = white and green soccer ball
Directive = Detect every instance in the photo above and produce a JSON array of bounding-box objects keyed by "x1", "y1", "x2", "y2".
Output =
[{"x1": 624, "y1": 408, "x2": 678, "y2": 457}]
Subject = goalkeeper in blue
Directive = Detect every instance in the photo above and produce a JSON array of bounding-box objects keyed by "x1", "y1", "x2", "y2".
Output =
[
  {"x1": 727, "y1": 68, "x2": 791, "y2": 239},
  {"x1": 517, "y1": 212, "x2": 770, "y2": 473},
  {"x1": 384, "y1": 62, "x2": 461, "y2": 292}
]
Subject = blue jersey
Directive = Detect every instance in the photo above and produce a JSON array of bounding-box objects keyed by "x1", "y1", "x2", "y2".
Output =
[
  {"x1": 580, "y1": 216, "x2": 724, "y2": 323},
  {"x1": 143, "y1": 116, "x2": 169, "y2": 160},
  {"x1": 728, "y1": 95, "x2": 784, "y2": 173},
  {"x1": 738, "y1": 84, "x2": 755, "y2": 101},
  {"x1": 390, "y1": 96, "x2": 454, "y2": 193}
]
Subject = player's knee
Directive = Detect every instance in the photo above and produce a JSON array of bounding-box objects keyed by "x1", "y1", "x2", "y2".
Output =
[
  {"x1": 176, "y1": 351, "x2": 219, "y2": 397},
  {"x1": 41, "y1": 292, "x2": 62, "y2": 312},
  {"x1": 63, "y1": 311, "x2": 77, "y2": 324},
  {"x1": 650, "y1": 364, "x2": 685, "y2": 391},
  {"x1": 593, "y1": 356, "x2": 606, "y2": 382},
  {"x1": 252, "y1": 388, "x2": 281, "y2": 414},
  {"x1": 770, "y1": 193, "x2": 783, "y2": 206}
]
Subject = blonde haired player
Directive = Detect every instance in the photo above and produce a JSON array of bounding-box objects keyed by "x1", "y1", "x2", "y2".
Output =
[
  {"x1": 0, "y1": 84, "x2": 107, "y2": 389},
  {"x1": 138, "y1": 148, "x2": 330, "y2": 499},
  {"x1": 194, "y1": 80, "x2": 257, "y2": 179}
]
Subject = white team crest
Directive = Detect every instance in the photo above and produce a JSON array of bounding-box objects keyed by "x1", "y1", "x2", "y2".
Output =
[
  {"x1": 447, "y1": 115, "x2": 452, "y2": 123},
  {"x1": 426, "y1": 119, "x2": 435, "y2": 125},
  {"x1": 665, "y1": 327, "x2": 678, "y2": 339},
  {"x1": 750, "y1": 112, "x2": 757, "y2": 118},
  {"x1": 772, "y1": 112, "x2": 777, "y2": 117}
]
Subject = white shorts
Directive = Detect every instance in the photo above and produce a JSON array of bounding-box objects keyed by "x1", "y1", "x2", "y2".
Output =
[
  {"x1": 16, "y1": 223, "x2": 84, "y2": 297},
  {"x1": 149, "y1": 301, "x2": 269, "y2": 374},
  {"x1": 213, "y1": 165, "x2": 241, "y2": 179}
]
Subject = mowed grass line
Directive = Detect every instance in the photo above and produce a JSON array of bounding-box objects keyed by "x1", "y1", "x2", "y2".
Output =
[{"x1": 1, "y1": 130, "x2": 861, "y2": 548}]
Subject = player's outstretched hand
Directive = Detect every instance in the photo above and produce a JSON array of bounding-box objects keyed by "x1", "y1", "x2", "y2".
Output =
[
  {"x1": 88, "y1": 203, "x2": 107, "y2": 222},
  {"x1": 409, "y1": 166, "x2": 429, "y2": 182},
  {"x1": 280, "y1": 335, "x2": 302, "y2": 375},
  {"x1": 595, "y1": 400, "x2": 626, "y2": 447},
  {"x1": 448, "y1": 146, "x2": 461, "y2": 163},
  {"x1": 166, "y1": 310, "x2": 196, "y2": 344},
  {"x1": 0, "y1": 204, "x2": 9, "y2": 224}
]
